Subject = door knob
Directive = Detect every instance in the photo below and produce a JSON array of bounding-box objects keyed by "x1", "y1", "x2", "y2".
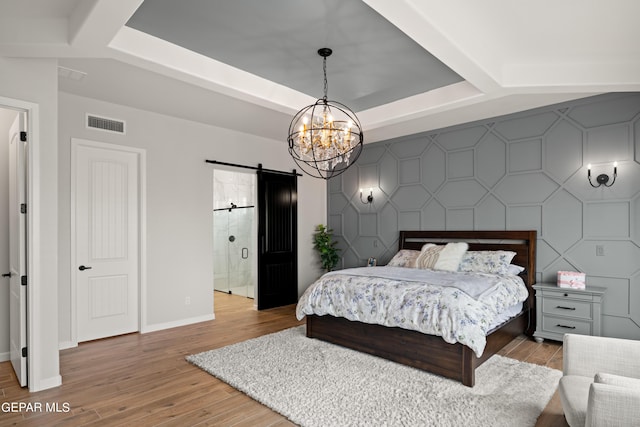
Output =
[{"x1": 78, "y1": 265, "x2": 92, "y2": 271}]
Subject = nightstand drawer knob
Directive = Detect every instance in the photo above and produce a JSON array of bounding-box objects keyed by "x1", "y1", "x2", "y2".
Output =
[
  {"x1": 556, "y1": 305, "x2": 576, "y2": 310},
  {"x1": 564, "y1": 293, "x2": 569, "y2": 297},
  {"x1": 556, "y1": 324, "x2": 577, "y2": 329}
]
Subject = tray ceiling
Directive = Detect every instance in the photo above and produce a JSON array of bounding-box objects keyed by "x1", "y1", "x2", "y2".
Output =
[{"x1": 1, "y1": 0, "x2": 639, "y2": 143}]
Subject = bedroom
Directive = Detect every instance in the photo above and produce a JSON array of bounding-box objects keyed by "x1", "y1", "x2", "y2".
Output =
[{"x1": 0, "y1": 0, "x2": 639, "y2": 422}]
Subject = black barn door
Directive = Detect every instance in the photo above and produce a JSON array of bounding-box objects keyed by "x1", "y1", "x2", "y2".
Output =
[{"x1": 257, "y1": 170, "x2": 298, "y2": 309}]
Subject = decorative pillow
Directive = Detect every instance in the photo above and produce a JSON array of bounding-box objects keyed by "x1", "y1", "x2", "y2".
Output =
[
  {"x1": 594, "y1": 373, "x2": 640, "y2": 390},
  {"x1": 416, "y1": 242, "x2": 468, "y2": 272},
  {"x1": 507, "y1": 264, "x2": 525, "y2": 276},
  {"x1": 458, "y1": 250, "x2": 517, "y2": 275},
  {"x1": 386, "y1": 249, "x2": 420, "y2": 268},
  {"x1": 415, "y1": 244, "x2": 441, "y2": 269}
]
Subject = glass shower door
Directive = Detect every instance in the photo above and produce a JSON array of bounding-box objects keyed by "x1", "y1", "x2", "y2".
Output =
[{"x1": 213, "y1": 206, "x2": 255, "y2": 298}]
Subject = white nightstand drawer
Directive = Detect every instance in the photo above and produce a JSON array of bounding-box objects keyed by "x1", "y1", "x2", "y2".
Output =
[
  {"x1": 542, "y1": 298, "x2": 592, "y2": 319},
  {"x1": 542, "y1": 316, "x2": 592, "y2": 336}
]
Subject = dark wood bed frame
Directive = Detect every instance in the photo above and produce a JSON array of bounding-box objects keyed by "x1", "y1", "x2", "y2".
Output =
[{"x1": 305, "y1": 230, "x2": 537, "y2": 387}]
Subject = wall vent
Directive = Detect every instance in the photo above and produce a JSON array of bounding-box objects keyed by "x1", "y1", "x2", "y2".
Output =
[{"x1": 86, "y1": 114, "x2": 126, "y2": 134}]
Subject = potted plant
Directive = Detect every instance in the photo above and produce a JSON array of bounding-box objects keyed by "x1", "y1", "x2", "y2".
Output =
[{"x1": 313, "y1": 224, "x2": 340, "y2": 272}]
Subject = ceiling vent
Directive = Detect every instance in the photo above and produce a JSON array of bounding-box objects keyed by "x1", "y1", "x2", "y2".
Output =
[
  {"x1": 86, "y1": 114, "x2": 126, "y2": 134},
  {"x1": 58, "y1": 65, "x2": 87, "y2": 81}
]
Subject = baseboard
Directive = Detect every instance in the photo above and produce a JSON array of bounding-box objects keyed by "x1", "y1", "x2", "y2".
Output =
[
  {"x1": 0, "y1": 355, "x2": 64, "y2": 389},
  {"x1": 30, "y1": 375, "x2": 62, "y2": 392},
  {"x1": 59, "y1": 341, "x2": 78, "y2": 351},
  {"x1": 59, "y1": 314, "x2": 216, "y2": 345},
  {"x1": 141, "y1": 313, "x2": 215, "y2": 334}
]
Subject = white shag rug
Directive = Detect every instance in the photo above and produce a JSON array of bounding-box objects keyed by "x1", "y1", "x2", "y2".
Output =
[{"x1": 187, "y1": 326, "x2": 561, "y2": 427}]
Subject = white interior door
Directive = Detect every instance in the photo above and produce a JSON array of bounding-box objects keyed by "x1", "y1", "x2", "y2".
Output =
[
  {"x1": 73, "y1": 140, "x2": 140, "y2": 342},
  {"x1": 8, "y1": 112, "x2": 27, "y2": 387}
]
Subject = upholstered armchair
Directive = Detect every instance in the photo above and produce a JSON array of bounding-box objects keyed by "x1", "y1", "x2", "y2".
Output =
[{"x1": 558, "y1": 334, "x2": 640, "y2": 426}]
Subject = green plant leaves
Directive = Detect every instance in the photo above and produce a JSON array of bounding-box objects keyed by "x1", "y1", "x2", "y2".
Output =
[{"x1": 313, "y1": 224, "x2": 340, "y2": 272}]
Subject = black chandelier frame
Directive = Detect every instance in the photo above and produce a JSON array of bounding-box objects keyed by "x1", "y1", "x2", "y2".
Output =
[{"x1": 287, "y1": 48, "x2": 364, "y2": 180}]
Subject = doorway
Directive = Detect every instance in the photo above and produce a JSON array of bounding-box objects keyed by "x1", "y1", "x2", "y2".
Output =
[
  {"x1": 0, "y1": 95, "x2": 59, "y2": 392},
  {"x1": 1, "y1": 106, "x2": 27, "y2": 387},
  {"x1": 208, "y1": 161, "x2": 298, "y2": 312},
  {"x1": 212, "y1": 169, "x2": 257, "y2": 300},
  {"x1": 71, "y1": 138, "x2": 144, "y2": 343}
]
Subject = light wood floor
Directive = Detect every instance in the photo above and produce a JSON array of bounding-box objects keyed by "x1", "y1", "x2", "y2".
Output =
[{"x1": 0, "y1": 293, "x2": 568, "y2": 426}]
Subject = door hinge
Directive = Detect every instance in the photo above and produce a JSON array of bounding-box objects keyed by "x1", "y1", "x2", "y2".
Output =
[
  {"x1": 20, "y1": 204, "x2": 26, "y2": 214},
  {"x1": 20, "y1": 131, "x2": 27, "y2": 142},
  {"x1": 21, "y1": 347, "x2": 27, "y2": 358},
  {"x1": 21, "y1": 275, "x2": 27, "y2": 286}
]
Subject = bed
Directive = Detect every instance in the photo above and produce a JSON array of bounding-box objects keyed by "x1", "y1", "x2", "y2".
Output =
[{"x1": 296, "y1": 230, "x2": 537, "y2": 387}]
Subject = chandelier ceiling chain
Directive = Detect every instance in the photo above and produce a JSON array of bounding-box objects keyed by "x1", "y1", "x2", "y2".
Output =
[
  {"x1": 322, "y1": 50, "x2": 329, "y2": 101},
  {"x1": 287, "y1": 48, "x2": 364, "y2": 180}
]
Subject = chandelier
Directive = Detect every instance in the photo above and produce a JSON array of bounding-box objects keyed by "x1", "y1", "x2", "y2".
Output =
[{"x1": 288, "y1": 48, "x2": 364, "y2": 180}]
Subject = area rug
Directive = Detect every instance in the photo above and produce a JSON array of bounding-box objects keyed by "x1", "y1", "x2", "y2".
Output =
[{"x1": 187, "y1": 326, "x2": 561, "y2": 427}]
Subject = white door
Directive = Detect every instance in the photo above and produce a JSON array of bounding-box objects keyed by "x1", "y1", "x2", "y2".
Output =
[
  {"x1": 73, "y1": 140, "x2": 140, "y2": 342},
  {"x1": 8, "y1": 112, "x2": 27, "y2": 386}
]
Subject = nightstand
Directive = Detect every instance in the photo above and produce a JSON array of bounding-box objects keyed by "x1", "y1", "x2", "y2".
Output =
[{"x1": 533, "y1": 282, "x2": 606, "y2": 343}]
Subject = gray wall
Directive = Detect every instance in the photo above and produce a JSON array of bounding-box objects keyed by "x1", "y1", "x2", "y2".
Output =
[
  {"x1": 58, "y1": 92, "x2": 326, "y2": 344},
  {"x1": 328, "y1": 93, "x2": 640, "y2": 340}
]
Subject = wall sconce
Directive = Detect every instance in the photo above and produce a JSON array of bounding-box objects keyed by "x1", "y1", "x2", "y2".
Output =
[
  {"x1": 588, "y1": 162, "x2": 617, "y2": 188},
  {"x1": 360, "y1": 188, "x2": 373, "y2": 204}
]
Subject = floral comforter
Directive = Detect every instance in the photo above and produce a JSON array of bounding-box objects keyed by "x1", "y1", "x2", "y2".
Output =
[{"x1": 296, "y1": 266, "x2": 529, "y2": 357}]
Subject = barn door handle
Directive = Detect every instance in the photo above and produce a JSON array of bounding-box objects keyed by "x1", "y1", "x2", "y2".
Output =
[
  {"x1": 78, "y1": 265, "x2": 92, "y2": 271},
  {"x1": 2, "y1": 272, "x2": 11, "y2": 277}
]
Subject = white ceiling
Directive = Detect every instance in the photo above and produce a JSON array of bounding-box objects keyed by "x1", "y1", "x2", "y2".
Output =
[{"x1": 1, "y1": 0, "x2": 639, "y2": 144}]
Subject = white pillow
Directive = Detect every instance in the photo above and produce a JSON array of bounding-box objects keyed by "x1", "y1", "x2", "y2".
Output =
[
  {"x1": 594, "y1": 373, "x2": 640, "y2": 390},
  {"x1": 415, "y1": 242, "x2": 468, "y2": 272},
  {"x1": 507, "y1": 264, "x2": 525, "y2": 276}
]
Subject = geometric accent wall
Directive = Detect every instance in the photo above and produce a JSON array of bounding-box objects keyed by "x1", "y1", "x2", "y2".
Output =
[{"x1": 328, "y1": 93, "x2": 640, "y2": 340}]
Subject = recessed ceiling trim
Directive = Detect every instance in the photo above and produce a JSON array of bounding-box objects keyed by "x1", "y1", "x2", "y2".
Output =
[
  {"x1": 69, "y1": 0, "x2": 143, "y2": 48},
  {"x1": 109, "y1": 26, "x2": 313, "y2": 115},
  {"x1": 363, "y1": 92, "x2": 595, "y2": 144},
  {"x1": 502, "y1": 61, "x2": 640, "y2": 91},
  {"x1": 359, "y1": 81, "x2": 484, "y2": 129},
  {"x1": 362, "y1": 0, "x2": 502, "y2": 93}
]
